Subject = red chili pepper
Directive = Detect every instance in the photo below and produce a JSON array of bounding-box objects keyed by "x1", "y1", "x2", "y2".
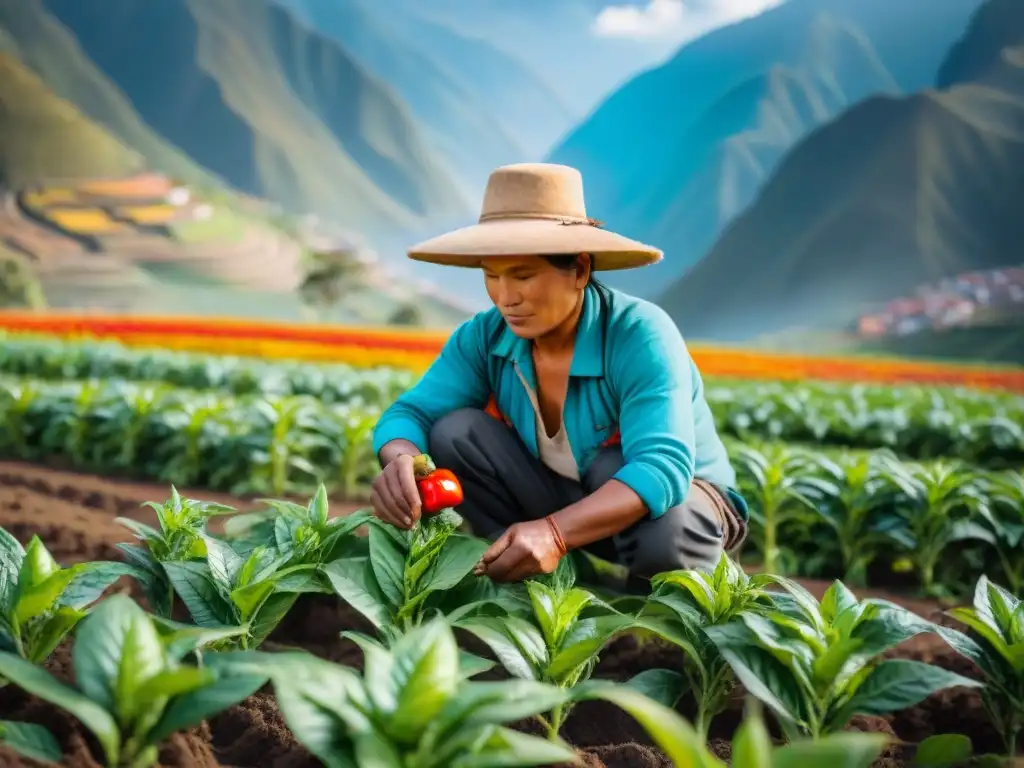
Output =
[{"x1": 416, "y1": 469, "x2": 463, "y2": 515}]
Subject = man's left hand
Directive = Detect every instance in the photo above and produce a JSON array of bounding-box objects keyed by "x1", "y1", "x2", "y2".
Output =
[{"x1": 474, "y1": 518, "x2": 565, "y2": 582}]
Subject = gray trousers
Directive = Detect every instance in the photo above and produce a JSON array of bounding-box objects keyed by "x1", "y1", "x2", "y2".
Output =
[{"x1": 428, "y1": 408, "x2": 730, "y2": 577}]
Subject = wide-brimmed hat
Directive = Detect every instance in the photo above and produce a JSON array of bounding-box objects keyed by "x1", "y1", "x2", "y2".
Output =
[{"x1": 407, "y1": 163, "x2": 662, "y2": 271}]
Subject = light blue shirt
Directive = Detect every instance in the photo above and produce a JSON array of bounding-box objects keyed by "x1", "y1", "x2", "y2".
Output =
[{"x1": 373, "y1": 283, "x2": 746, "y2": 521}]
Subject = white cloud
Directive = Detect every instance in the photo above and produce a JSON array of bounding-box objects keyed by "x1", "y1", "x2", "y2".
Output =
[{"x1": 592, "y1": 0, "x2": 785, "y2": 41}]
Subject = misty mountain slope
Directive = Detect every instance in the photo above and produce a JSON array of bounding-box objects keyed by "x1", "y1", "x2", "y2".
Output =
[
  {"x1": 0, "y1": 0, "x2": 221, "y2": 188},
  {"x1": 608, "y1": 14, "x2": 904, "y2": 297},
  {"x1": 382, "y1": 0, "x2": 675, "y2": 119},
  {"x1": 278, "y1": 0, "x2": 571, "y2": 191},
  {"x1": 37, "y1": 0, "x2": 469, "y2": 237},
  {"x1": 547, "y1": 0, "x2": 982, "y2": 298},
  {"x1": 0, "y1": 52, "x2": 143, "y2": 185},
  {"x1": 658, "y1": 0, "x2": 1024, "y2": 342}
]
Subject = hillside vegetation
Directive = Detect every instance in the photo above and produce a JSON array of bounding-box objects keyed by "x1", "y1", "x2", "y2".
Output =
[
  {"x1": 29, "y1": 0, "x2": 470, "y2": 241},
  {"x1": 0, "y1": 53, "x2": 142, "y2": 185},
  {"x1": 0, "y1": 0, "x2": 221, "y2": 189}
]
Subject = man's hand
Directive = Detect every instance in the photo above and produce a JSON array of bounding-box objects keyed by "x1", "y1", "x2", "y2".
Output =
[
  {"x1": 370, "y1": 453, "x2": 422, "y2": 530},
  {"x1": 474, "y1": 518, "x2": 566, "y2": 582}
]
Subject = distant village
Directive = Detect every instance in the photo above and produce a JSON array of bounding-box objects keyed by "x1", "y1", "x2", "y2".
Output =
[{"x1": 857, "y1": 266, "x2": 1024, "y2": 338}]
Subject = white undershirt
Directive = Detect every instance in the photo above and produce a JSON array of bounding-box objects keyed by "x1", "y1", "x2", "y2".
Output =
[{"x1": 515, "y1": 364, "x2": 580, "y2": 481}]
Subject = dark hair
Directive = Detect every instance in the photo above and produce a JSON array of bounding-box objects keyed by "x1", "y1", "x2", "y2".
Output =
[{"x1": 540, "y1": 253, "x2": 605, "y2": 290}]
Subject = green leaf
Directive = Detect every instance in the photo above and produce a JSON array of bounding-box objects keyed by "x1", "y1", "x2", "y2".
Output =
[
  {"x1": 268, "y1": 654, "x2": 366, "y2": 767},
  {"x1": 0, "y1": 529, "x2": 26, "y2": 617},
  {"x1": 820, "y1": 582, "x2": 860, "y2": 626},
  {"x1": 249, "y1": 592, "x2": 300, "y2": 648},
  {"x1": 323, "y1": 558, "x2": 391, "y2": 629},
  {"x1": 163, "y1": 561, "x2": 236, "y2": 627},
  {"x1": 544, "y1": 614, "x2": 635, "y2": 681},
  {"x1": 730, "y1": 707, "x2": 773, "y2": 768},
  {"x1": 17, "y1": 537, "x2": 59, "y2": 590},
  {"x1": 622, "y1": 669, "x2": 688, "y2": 710},
  {"x1": 448, "y1": 726, "x2": 578, "y2": 768},
  {"x1": 230, "y1": 580, "x2": 276, "y2": 624},
  {"x1": 458, "y1": 650, "x2": 496, "y2": 679},
  {"x1": 829, "y1": 660, "x2": 982, "y2": 729},
  {"x1": 386, "y1": 620, "x2": 461, "y2": 744},
  {"x1": 26, "y1": 606, "x2": 85, "y2": 664},
  {"x1": 0, "y1": 651, "x2": 120, "y2": 765},
  {"x1": 0, "y1": 719, "x2": 63, "y2": 764},
  {"x1": 706, "y1": 624, "x2": 806, "y2": 731},
  {"x1": 436, "y1": 680, "x2": 571, "y2": 734},
  {"x1": 850, "y1": 608, "x2": 933, "y2": 662},
  {"x1": 772, "y1": 732, "x2": 889, "y2": 768},
  {"x1": 310, "y1": 485, "x2": 331, "y2": 529},
  {"x1": 912, "y1": 734, "x2": 974, "y2": 766},
  {"x1": 353, "y1": 730, "x2": 404, "y2": 768},
  {"x1": 58, "y1": 562, "x2": 138, "y2": 610},
  {"x1": 454, "y1": 617, "x2": 543, "y2": 681},
  {"x1": 204, "y1": 536, "x2": 245, "y2": 593},
  {"x1": 14, "y1": 569, "x2": 77, "y2": 626},
  {"x1": 368, "y1": 526, "x2": 405, "y2": 610},
  {"x1": 148, "y1": 670, "x2": 267, "y2": 744},
  {"x1": 419, "y1": 536, "x2": 488, "y2": 595},
  {"x1": 573, "y1": 679, "x2": 712, "y2": 767},
  {"x1": 73, "y1": 594, "x2": 145, "y2": 712},
  {"x1": 135, "y1": 666, "x2": 213, "y2": 704},
  {"x1": 151, "y1": 617, "x2": 250, "y2": 659},
  {"x1": 113, "y1": 605, "x2": 167, "y2": 726}
]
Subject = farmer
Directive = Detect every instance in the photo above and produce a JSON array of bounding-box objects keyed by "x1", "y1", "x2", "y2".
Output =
[{"x1": 370, "y1": 163, "x2": 747, "y2": 585}]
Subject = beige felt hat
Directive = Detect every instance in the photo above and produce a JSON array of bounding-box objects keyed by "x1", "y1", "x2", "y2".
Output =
[{"x1": 407, "y1": 163, "x2": 662, "y2": 270}]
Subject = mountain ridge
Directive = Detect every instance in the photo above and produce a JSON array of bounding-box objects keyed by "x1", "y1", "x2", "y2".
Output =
[
  {"x1": 29, "y1": 0, "x2": 472, "y2": 242},
  {"x1": 657, "y1": 0, "x2": 1024, "y2": 342},
  {"x1": 547, "y1": 0, "x2": 983, "y2": 299}
]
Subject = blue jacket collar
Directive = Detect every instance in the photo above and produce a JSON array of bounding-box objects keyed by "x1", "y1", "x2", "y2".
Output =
[{"x1": 490, "y1": 283, "x2": 605, "y2": 378}]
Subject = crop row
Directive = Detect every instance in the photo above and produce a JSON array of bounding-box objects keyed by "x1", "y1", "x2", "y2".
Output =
[
  {"x1": 1, "y1": 375, "x2": 1021, "y2": 597},
  {"x1": 1, "y1": 336, "x2": 1021, "y2": 464},
  {"x1": 3, "y1": 316, "x2": 1024, "y2": 389},
  {"x1": 0, "y1": 492, "x2": 1018, "y2": 767},
  {"x1": 706, "y1": 378, "x2": 1024, "y2": 467},
  {"x1": 0, "y1": 335, "x2": 417, "y2": 406}
]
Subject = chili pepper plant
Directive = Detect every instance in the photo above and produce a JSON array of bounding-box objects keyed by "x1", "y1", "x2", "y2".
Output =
[
  {"x1": 0, "y1": 529, "x2": 133, "y2": 667},
  {"x1": 938, "y1": 576, "x2": 1024, "y2": 756},
  {"x1": 633, "y1": 553, "x2": 790, "y2": 738},
  {"x1": 705, "y1": 579, "x2": 982, "y2": 739},
  {"x1": 0, "y1": 595, "x2": 267, "y2": 768}
]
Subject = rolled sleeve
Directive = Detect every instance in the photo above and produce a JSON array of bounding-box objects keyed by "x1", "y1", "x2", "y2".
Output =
[
  {"x1": 608, "y1": 307, "x2": 696, "y2": 519},
  {"x1": 371, "y1": 316, "x2": 491, "y2": 456}
]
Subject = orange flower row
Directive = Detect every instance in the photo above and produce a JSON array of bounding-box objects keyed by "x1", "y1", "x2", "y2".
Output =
[{"x1": 1, "y1": 311, "x2": 1022, "y2": 391}]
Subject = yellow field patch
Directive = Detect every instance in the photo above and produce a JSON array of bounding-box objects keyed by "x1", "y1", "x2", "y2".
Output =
[
  {"x1": 45, "y1": 207, "x2": 126, "y2": 235},
  {"x1": 118, "y1": 204, "x2": 181, "y2": 226},
  {"x1": 22, "y1": 188, "x2": 79, "y2": 209}
]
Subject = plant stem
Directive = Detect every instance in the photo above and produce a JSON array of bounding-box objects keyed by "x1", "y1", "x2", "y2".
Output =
[
  {"x1": 763, "y1": 504, "x2": 777, "y2": 575},
  {"x1": 546, "y1": 704, "x2": 567, "y2": 740}
]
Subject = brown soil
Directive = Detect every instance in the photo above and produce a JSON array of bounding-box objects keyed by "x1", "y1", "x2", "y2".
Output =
[{"x1": 0, "y1": 463, "x2": 1014, "y2": 768}]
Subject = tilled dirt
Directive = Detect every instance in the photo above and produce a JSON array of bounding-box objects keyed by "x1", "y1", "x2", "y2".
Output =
[{"x1": 0, "y1": 462, "x2": 1015, "y2": 768}]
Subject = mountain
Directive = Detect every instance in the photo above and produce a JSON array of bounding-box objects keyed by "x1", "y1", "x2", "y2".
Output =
[
  {"x1": 276, "y1": 0, "x2": 573, "y2": 195},
  {"x1": 0, "y1": 0, "x2": 221, "y2": 189},
  {"x1": 547, "y1": 0, "x2": 983, "y2": 298},
  {"x1": 658, "y1": 0, "x2": 1024, "y2": 342},
  {"x1": 30, "y1": 0, "x2": 471, "y2": 245},
  {"x1": 0, "y1": 52, "x2": 143, "y2": 185},
  {"x1": 385, "y1": 0, "x2": 680, "y2": 120}
]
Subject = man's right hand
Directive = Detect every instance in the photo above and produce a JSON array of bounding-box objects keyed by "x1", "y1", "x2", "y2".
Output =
[{"x1": 370, "y1": 453, "x2": 422, "y2": 529}]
